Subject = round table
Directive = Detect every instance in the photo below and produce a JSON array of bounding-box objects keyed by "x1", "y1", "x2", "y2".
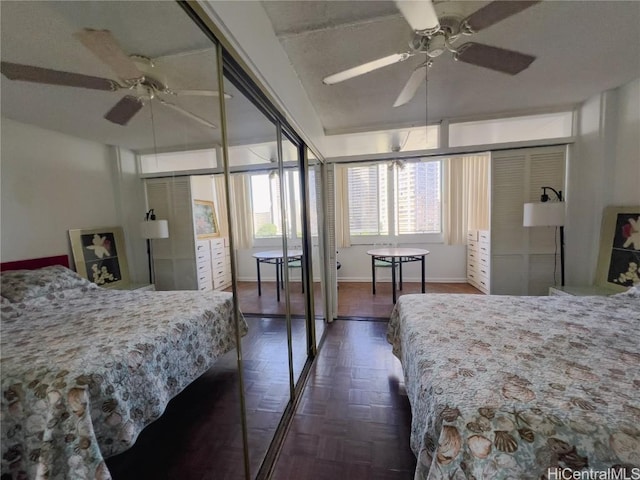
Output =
[
  {"x1": 366, "y1": 248, "x2": 430, "y2": 304},
  {"x1": 252, "y1": 250, "x2": 303, "y2": 302}
]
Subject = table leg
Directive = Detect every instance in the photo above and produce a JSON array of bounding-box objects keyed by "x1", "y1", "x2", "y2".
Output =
[
  {"x1": 256, "y1": 258, "x2": 262, "y2": 296},
  {"x1": 276, "y1": 260, "x2": 281, "y2": 302},
  {"x1": 392, "y1": 257, "x2": 397, "y2": 304},
  {"x1": 371, "y1": 255, "x2": 376, "y2": 295},
  {"x1": 280, "y1": 259, "x2": 284, "y2": 299},
  {"x1": 421, "y1": 255, "x2": 426, "y2": 293}
]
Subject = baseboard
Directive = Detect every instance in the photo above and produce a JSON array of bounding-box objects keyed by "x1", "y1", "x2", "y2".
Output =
[{"x1": 336, "y1": 277, "x2": 469, "y2": 283}]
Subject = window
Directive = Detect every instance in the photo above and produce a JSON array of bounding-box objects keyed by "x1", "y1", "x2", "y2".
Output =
[
  {"x1": 347, "y1": 159, "x2": 441, "y2": 240},
  {"x1": 347, "y1": 164, "x2": 389, "y2": 236},
  {"x1": 251, "y1": 173, "x2": 282, "y2": 238},
  {"x1": 250, "y1": 169, "x2": 316, "y2": 240},
  {"x1": 395, "y1": 161, "x2": 441, "y2": 234}
]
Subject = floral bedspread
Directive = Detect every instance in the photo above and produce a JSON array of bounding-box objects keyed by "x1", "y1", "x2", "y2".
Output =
[
  {"x1": 387, "y1": 293, "x2": 640, "y2": 480},
  {"x1": 1, "y1": 288, "x2": 247, "y2": 480}
]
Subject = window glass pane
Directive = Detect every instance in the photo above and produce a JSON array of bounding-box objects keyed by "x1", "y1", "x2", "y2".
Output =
[
  {"x1": 251, "y1": 173, "x2": 282, "y2": 237},
  {"x1": 347, "y1": 164, "x2": 388, "y2": 236},
  {"x1": 396, "y1": 161, "x2": 441, "y2": 234},
  {"x1": 308, "y1": 169, "x2": 319, "y2": 237}
]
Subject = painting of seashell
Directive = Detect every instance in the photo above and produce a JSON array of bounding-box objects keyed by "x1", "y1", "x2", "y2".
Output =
[
  {"x1": 441, "y1": 406, "x2": 461, "y2": 422},
  {"x1": 67, "y1": 388, "x2": 87, "y2": 417},
  {"x1": 25, "y1": 414, "x2": 46, "y2": 434},
  {"x1": 95, "y1": 462, "x2": 111, "y2": 480},
  {"x1": 518, "y1": 427, "x2": 535, "y2": 443},
  {"x1": 565, "y1": 364, "x2": 599, "y2": 382},
  {"x1": 494, "y1": 431, "x2": 518, "y2": 453},
  {"x1": 436, "y1": 426, "x2": 462, "y2": 465},
  {"x1": 610, "y1": 432, "x2": 640, "y2": 463},
  {"x1": 478, "y1": 407, "x2": 495, "y2": 419},
  {"x1": 117, "y1": 420, "x2": 136, "y2": 444},
  {"x1": 570, "y1": 397, "x2": 597, "y2": 411},
  {"x1": 47, "y1": 390, "x2": 62, "y2": 407},
  {"x1": 494, "y1": 416, "x2": 515, "y2": 431},
  {"x1": 502, "y1": 382, "x2": 535, "y2": 402},
  {"x1": 468, "y1": 435, "x2": 492, "y2": 458},
  {"x1": 547, "y1": 438, "x2": 572, "y2": 454}
]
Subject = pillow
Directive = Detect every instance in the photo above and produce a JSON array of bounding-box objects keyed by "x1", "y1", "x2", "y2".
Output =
[{"x1": 0, "y1": 265, "x2": 94, "y2": 303}]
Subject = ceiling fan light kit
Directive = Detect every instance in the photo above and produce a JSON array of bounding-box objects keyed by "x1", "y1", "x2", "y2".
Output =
[{"x1": 322, "y1": 0, "x2": 541, "y2": 108}]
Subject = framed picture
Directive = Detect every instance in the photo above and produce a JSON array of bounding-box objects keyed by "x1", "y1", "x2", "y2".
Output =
[
  {"x1": 69, "y1": 226, "x2": 130, "y2": 288},
  {"x1": 595, "y1": 206, "x2": 640, "y2": 291},
  {"x1": 193, "y1": 200, "x2": 220, "y2": 239}
]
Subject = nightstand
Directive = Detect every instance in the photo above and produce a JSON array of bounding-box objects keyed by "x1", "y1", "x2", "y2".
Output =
[{"x1": 548, "y1": 285, "x2": 618, "y2": 296}]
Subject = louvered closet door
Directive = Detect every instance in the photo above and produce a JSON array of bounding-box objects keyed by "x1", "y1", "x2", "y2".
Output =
[
  {"x1": 146, "y1": 177, "x2": 198, "y2": 290},
  {"x1": 325, "y1": 164, "x2": 338, "y2": 320},
  {"x1": 491, "y1": 146, "x2": 566, "y2": 295}
]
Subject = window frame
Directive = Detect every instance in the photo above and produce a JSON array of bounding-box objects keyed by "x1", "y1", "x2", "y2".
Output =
[{"x1": 346, "y1": 158, "x2": 444, "y2": 245}]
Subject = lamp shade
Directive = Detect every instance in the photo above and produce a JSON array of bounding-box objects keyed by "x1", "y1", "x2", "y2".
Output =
[
  {"x1": 140, "y1": 219, "x2": 169, "y2": 239},
  {"x1": 523, "y1": 202, "x2": 565, "y2": 227}
]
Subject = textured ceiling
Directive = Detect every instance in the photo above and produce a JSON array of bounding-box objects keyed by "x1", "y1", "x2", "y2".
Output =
[
  {"x1": 2, "y1": 1, "x2": 639, "y2": 156},
  {"x1": 262, "y1": 0, "x2": 640, "y2": 134}
]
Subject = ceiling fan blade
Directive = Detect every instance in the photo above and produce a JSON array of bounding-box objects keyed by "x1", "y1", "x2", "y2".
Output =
[
  {"x1": 1, "y1": 61, "x2": 118, "y2": 91},
  {"x1": 395, "y1": 0, "x2": 440, "y2": 35},
  {"x1": 157, "y1": 98, "x2": 218, "y2": 129},
  {"x1": 393, "y1": 66, "x2": 427, "y2": 107},
  {"x1": 463, "y1": 1, "x2": 541, "y2": 33},
  {"x1": 104, "y1": 95, "x2": 144, "y2": 126},
  {"x1": 455, "y1": 43, "x2": 535, "y2": 75},
  {"x1": 74, "y1": 28, "x2": 143, "y2": 81},
  {"x1": 170, "y1": 89, "x2": 232, "y2": 99},
  {"x1": 323, "y1": 52, "x2": 412, "y2": 85}
]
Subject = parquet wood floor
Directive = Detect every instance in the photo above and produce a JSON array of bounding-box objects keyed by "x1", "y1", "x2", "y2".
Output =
[
  {"x1": 108, "y1": 283, "x2": 480, "y2": 479},
  {"x1": 234, "y1": 280, "x2": 481, "y2": 318},
  {"x1": 272, "y1": 320, "x2": 415, "y2": 479}
]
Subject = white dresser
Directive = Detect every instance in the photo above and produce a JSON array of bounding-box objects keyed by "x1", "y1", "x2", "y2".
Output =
[
  {"x1": 467, "y1": 230, "x2": 491, "y2": 294},
  {"x1": 210, "y1": 237, "x2": 232, "y2": 290}
]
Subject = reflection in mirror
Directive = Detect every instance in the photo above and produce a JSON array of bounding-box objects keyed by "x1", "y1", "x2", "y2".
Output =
[
  {"x1": 280, "y1": 134, "x2": 307, "y2": 384},
  {"x1": 1, "y1": 1, "x2": 247, "y2": 478},
  {"x1": 308, "y1": 152, "x2": 327, "y2": 343},
  {"x1": 222, "y1": 74, "x2": 290, "y2": 475}
]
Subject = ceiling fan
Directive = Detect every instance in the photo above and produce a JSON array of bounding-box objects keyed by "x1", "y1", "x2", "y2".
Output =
[
  {"x1": 323, "y1": 0, "x2": 540, "y2": 107},
  {"x1": 1, "y1": 28, "x2": 228, "y2": 128}
]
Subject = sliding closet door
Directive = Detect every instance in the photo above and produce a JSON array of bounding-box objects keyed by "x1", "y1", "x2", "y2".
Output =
[
  {"x1": 1, "y1": 1, "x2": 249, "y2": 478},
  {"x1": 221, "y1": 72, "x2": 293, "y2": 477}
]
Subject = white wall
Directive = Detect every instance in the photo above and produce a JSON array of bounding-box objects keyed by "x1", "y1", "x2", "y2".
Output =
[
  {"x1": 335, "y1": 243, "x2": 467, "y2": 283},
  {"x1": 566, "y1": 77, "x2": 640, "y2": 285},
  {"x1": 0, "y1": 118, "x2": 147, "y2": 282}
]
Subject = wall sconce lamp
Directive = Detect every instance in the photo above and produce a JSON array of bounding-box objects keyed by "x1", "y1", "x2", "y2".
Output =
[
  {"x1": 523, "y1": 187, "x2": 565, "y2": 286},
  {"x1": 140, "y1": 209, "x2": 169, "y2": 285}
]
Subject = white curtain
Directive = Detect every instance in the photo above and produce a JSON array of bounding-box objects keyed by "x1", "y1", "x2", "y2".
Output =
[
  {"x1": 229, "y1": 173, "x2": 254, "y2": 249},
  {"x1": 444, "y1": 154, "x2": 490, "y2": 245},
  {"x1": 334, "y1": 164, "x2": 351, "y2": 248},
  {"x1": 213, "y1": 175, "x2": 229, "y2": 239}
]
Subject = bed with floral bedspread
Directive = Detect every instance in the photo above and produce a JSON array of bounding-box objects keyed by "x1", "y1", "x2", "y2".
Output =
[
  {"x1": 387, "y1": 291, "x2": 640, "y2": 480},
  {"x1": 0, "y1": 266, "x2": 247, "y2": 480}
]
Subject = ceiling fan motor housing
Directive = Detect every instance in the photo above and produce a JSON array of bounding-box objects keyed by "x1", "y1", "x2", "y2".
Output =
[{"x1": 427, "y1": 33, "x2": 446, "y2": 58}]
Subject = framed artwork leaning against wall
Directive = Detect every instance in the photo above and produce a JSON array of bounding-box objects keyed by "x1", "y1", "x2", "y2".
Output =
[
  {"x1": 69, "y1": 226, "x2": 130, "y2": 288},
  {"x1": 595, "y1": 206, "x2": 640, "y2": 291}
]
